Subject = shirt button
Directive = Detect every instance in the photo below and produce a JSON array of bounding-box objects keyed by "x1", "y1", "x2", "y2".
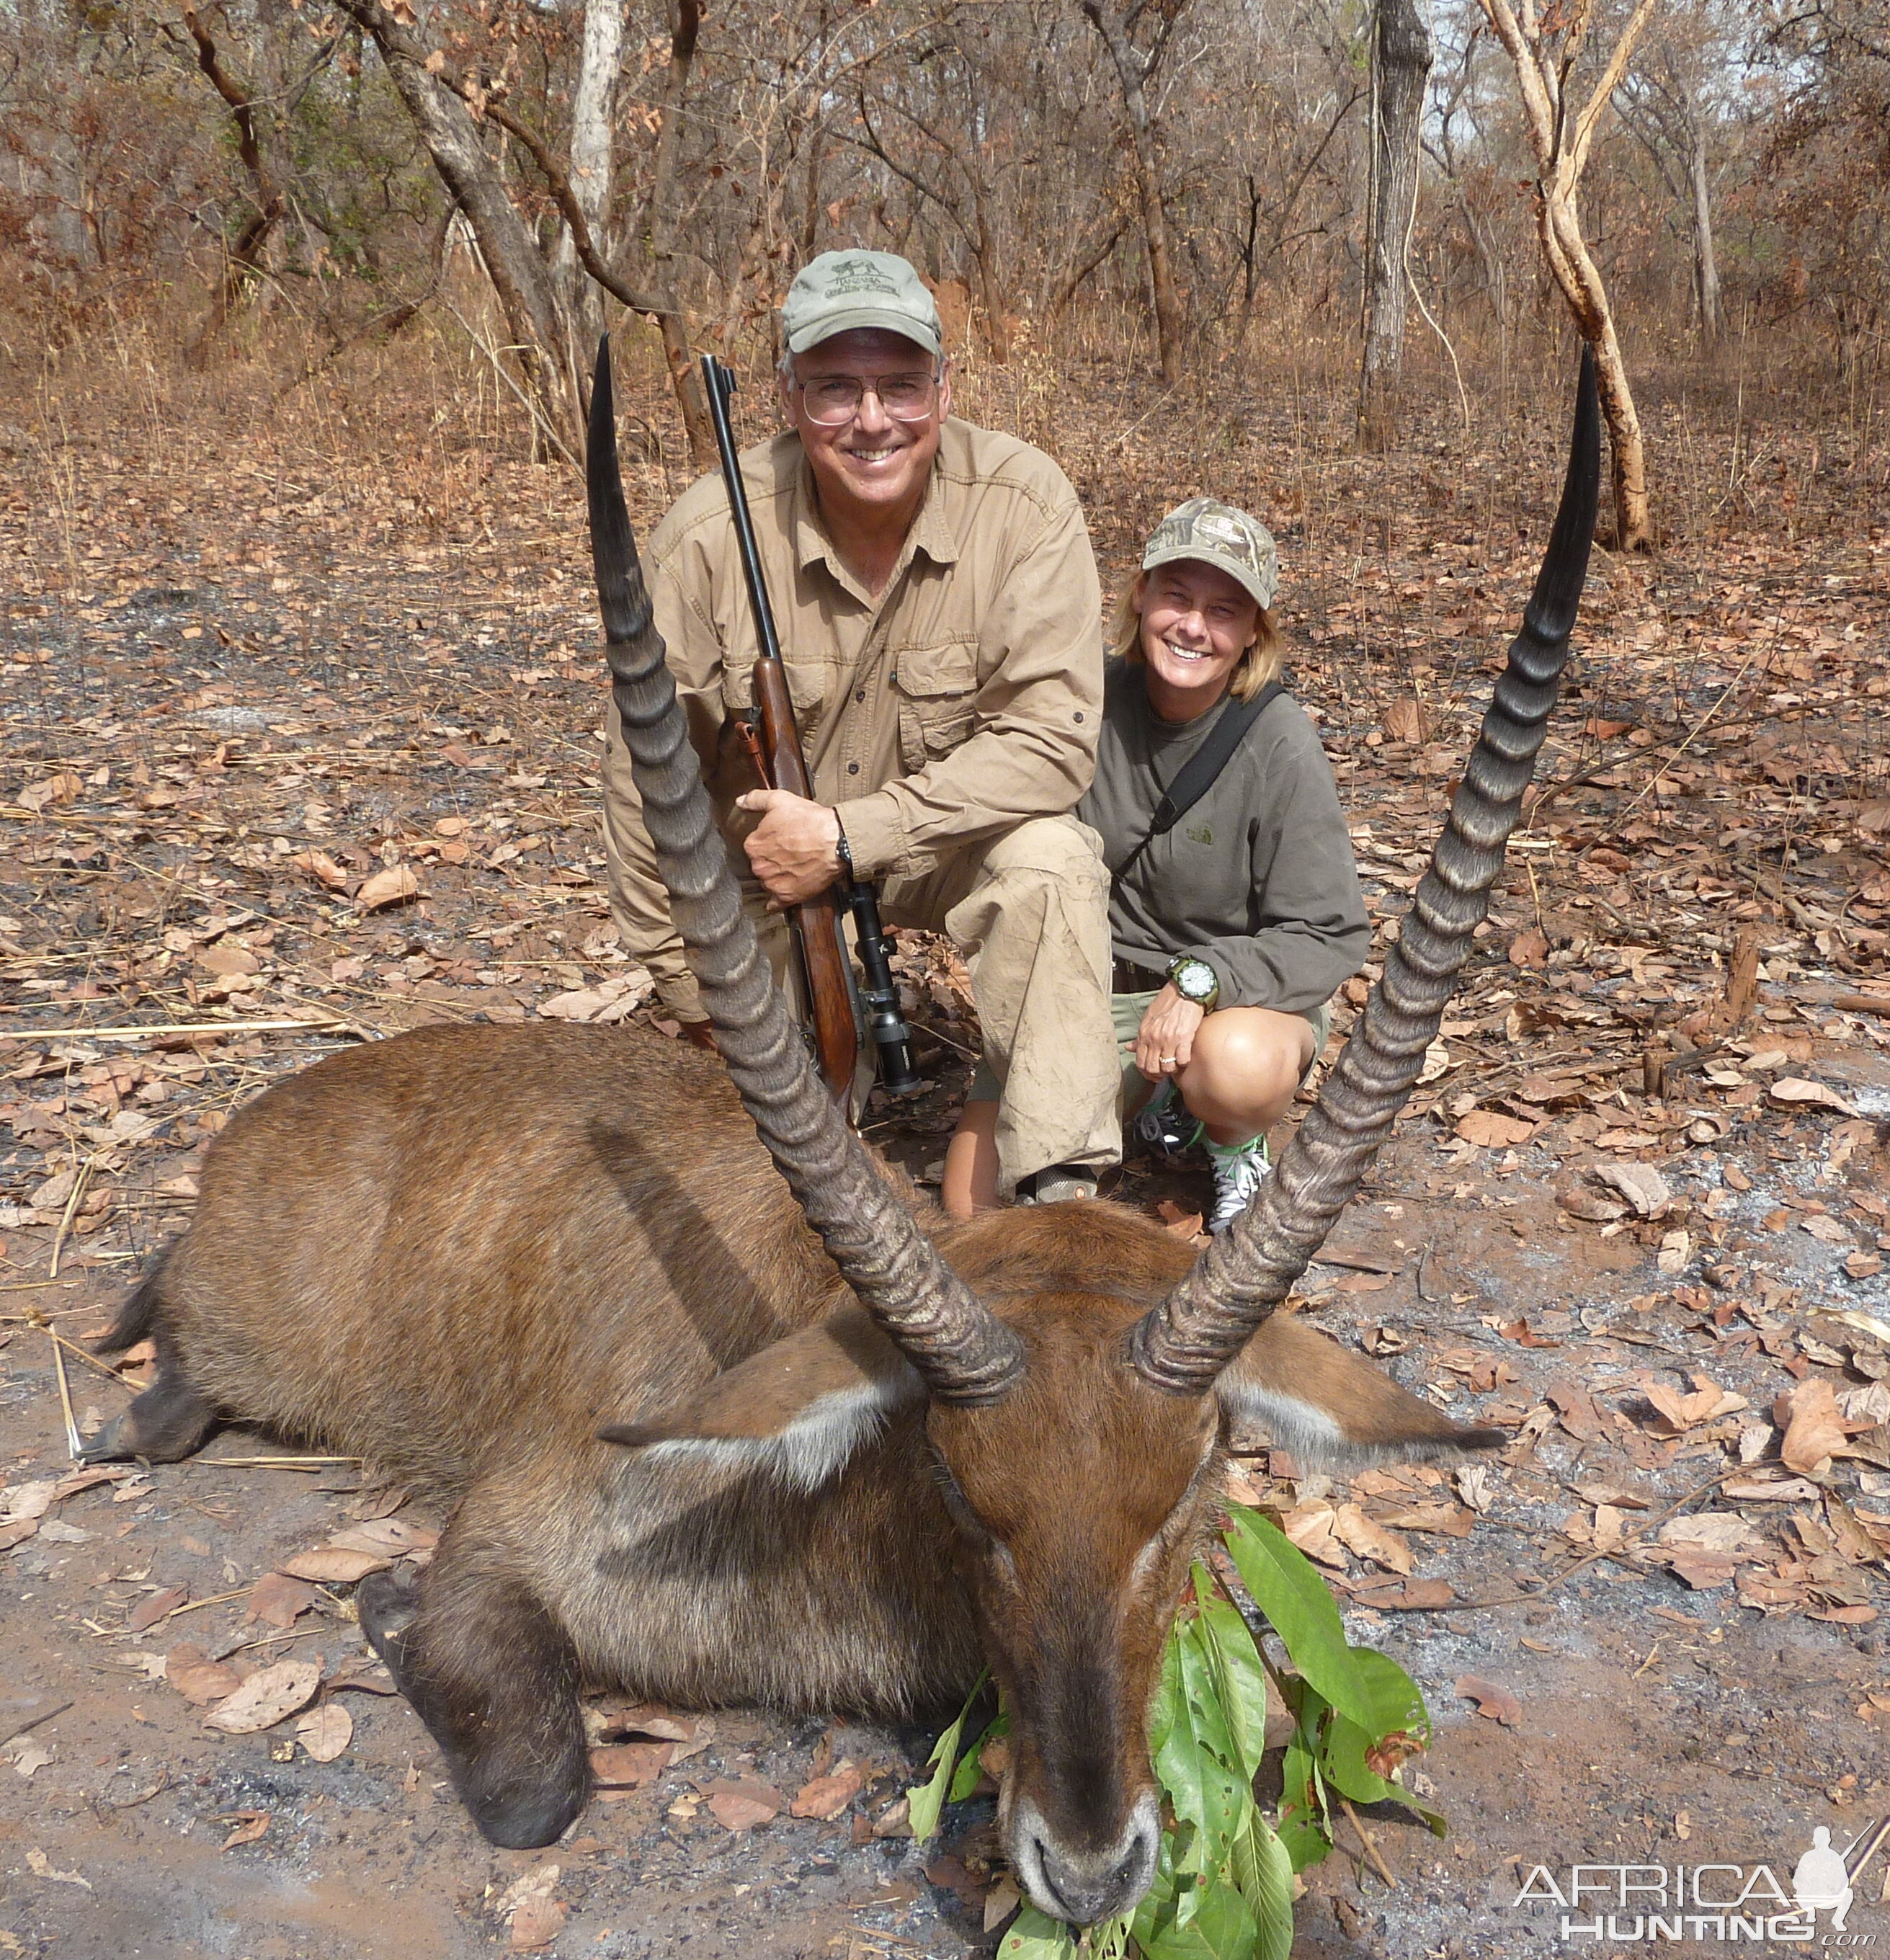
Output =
[
  {"x1": 854, "y1": 688, "x2": 865, "y2": 703},
  {"x1": 847, "y1": 762, "x2": 860, "y2": 775},
  {"x1": 1074, "y1": 711, "x2": 1084, "y2": 723}
]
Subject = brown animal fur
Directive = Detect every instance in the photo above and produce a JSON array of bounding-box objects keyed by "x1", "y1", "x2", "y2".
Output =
[{"x1": 95, "y1": 1018, "x2": 1494, "y2": 1901}]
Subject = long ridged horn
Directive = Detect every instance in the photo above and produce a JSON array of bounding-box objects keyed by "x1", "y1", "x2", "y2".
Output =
[
  {"x1": 1133, "y1": 347, "x2": 1602, "y2": 1395},
  {"x1": 588, "y1": 338, "x2": 1024, "y2": 1405}
]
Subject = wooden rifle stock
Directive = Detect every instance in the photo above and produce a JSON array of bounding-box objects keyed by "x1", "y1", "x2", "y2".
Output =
[{"x1": 700, "y1": 353, "x2": 858, "y2": 1107}]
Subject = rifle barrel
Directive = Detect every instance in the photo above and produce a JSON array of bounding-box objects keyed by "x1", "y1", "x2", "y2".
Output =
[{"x1": 702, "y1": 357, "x2": 783, "y2": 669}]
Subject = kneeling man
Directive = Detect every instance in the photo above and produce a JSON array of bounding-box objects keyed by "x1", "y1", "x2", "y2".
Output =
[{"x1": 602, "y1": 249, "x2": 1118, "y2": 1204}]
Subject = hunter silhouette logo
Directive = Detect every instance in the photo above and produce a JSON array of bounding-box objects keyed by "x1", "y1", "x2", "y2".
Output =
[
  {"x1": 1796, "y1": 1820, "x2": 1890, "y2": 1934},
  {"x1": 1796, "y1": 1826, "x2": 1853, "y2": 1929}
]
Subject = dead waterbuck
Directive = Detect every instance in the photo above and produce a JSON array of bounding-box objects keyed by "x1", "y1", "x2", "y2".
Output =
[{"x1": 89, "y1": 344, "x2": 1599, "y2": 1925}]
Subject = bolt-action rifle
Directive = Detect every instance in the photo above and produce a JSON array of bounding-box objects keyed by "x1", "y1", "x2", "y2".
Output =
[{"x1": 700, "y1": 354, "x2": 920, "y2": 1111}]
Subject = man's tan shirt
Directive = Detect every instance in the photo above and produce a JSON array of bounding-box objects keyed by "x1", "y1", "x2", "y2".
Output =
[{"x1": 605, "y1": 415, "x2": 1104, "y2": 988}]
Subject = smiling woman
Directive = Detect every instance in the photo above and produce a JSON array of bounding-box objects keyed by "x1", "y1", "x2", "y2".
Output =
[
  {"x1": 1048, "y1": 503, "x2": 1367, "y2": 1234},
  {"x1": 942, "y1": 497, "x2": 1370, "y2": 1229}
]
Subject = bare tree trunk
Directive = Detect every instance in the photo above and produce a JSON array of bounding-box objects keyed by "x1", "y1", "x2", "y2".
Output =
[
  {"x1": 331, "y1": 0, "x2": 579, "y2": 457},
  {"x1": 1476, "y1": 0, "x2": 1657, "y2": 550},
  {"x1": 638, "y1": 0, "x2": 716, "y2": 471},
  {"x1": 971, "y1": 201, "x2": 1012, "y2": 363},
  {"x1": 1080, "y1": 0, "x2": 1185, "y2": 387},
  {"x1": 179, "y1": 6, "x2": 285, "y2": 362},
  {"x1": 1047, "y1": 208, "x2": 1130, "y2": 321},
  {"x1": 1538, "y1": 186, "x2": 1650, "y2": 548},
  {"x1": 1688, "y1": 130, "x2": 1722, "y2": 347},
  {"x1": 1357, "y1": 0, "x2": 1433, "y2": 450},
  {"x1": 556, "y1": 0, "x2": 625, "y2": 346}
]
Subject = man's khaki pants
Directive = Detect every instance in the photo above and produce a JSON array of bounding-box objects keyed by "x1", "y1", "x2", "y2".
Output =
[{"x1": 603, "y1": 752, "x2": 1119, "y2": 1199}]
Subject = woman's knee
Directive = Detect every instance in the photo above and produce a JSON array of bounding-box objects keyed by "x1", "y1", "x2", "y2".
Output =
[{"x1": 1187, "y1": 1009, "x2": 1310, "y2": 1108}]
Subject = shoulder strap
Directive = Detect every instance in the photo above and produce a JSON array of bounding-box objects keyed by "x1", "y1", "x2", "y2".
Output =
[{"x1": 1110, "y1": 680, "x2": 1285, "y2": 881}]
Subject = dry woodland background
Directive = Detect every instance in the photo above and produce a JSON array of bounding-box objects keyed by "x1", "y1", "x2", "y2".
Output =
[{"x1": 1, "y1": 0, "x2": 1889, "y2": 1954}]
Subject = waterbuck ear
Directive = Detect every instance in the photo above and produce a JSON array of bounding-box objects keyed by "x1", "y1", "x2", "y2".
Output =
[
  {"x1": 1216, "y1": 1312, "x2": 1505, "y2": 1467},
  {"x1": 598, "y1": 1309, "x2": 922, "y2": 1492}
]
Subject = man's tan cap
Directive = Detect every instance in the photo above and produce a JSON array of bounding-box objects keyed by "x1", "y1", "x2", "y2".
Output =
[
  {"x1": 780, "y1": 251, "x2": 943, "y2": 360},
  {"x1": 1141, "y1": 496, "x2": 1279, "y2": 611}
]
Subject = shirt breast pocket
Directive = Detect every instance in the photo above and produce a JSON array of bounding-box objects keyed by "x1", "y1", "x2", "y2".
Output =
[{"x1": 894, "y1": 639, "x2": 979, "y2": 770}]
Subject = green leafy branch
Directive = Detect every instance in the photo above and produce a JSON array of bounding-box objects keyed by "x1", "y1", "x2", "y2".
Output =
[{"x1": 909, "y1": 1502, "x2": 1445, "y2": 1959}]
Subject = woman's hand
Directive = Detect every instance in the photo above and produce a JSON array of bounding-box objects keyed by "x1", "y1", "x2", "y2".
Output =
[{"x1": 1135, "y1": 984, "x2": 1207, "y2": 1081}]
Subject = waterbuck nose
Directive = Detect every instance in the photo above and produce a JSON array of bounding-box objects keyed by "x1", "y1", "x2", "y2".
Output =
[{"x1": 1028, "y1": 1803, "x2": 1161, "y2": 1925}]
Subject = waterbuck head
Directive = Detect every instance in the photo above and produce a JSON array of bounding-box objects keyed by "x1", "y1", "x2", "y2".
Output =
[{"x1": 587, "y1": 342, "x2": 1600, "y2": 1923}]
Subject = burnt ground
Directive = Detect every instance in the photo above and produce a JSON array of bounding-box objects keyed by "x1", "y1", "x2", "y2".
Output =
[{"x1": 1, "y1": 326, "x2": 1889, "y2": 1956}]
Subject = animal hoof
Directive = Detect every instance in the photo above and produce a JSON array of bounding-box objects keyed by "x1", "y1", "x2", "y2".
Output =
[
  {"x1": 76, "y1": 1416, "x2": 134, "y2": 1464},
  {"x1": 470, "y1": 1779, "x2": 588, "y2": 1850},
  {"x1": 356, "y1": 1569, "x2": 419, "y2": 1665}
]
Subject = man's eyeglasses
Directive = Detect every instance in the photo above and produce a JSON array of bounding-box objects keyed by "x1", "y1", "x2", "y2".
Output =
[{"x1": 791, "y1": 372, "x2": 942, "y2": 427}]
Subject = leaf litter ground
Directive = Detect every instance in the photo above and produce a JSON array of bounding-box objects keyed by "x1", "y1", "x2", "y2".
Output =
[{"x1": 1, "y1": 334, "x2": 1888, "y2": 1956}]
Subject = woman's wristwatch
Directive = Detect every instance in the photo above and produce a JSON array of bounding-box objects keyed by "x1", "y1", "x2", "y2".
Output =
[{"x1": 1167, "y1": 955, "x2": 1219, "y2": 1012}]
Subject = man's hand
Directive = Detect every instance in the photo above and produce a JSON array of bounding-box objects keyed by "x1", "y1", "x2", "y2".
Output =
[
  {"x1": 1134, "y1": 983, "x2": 1207, "y2": 1081},
  {"x1": 736, "y1": 789, "x2": 842, "y2": 907}
]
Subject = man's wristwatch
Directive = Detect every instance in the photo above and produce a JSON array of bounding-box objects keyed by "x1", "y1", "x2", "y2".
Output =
[{"x1": 1167, "y1": 955, "x2": 1219, "y2": 1011}]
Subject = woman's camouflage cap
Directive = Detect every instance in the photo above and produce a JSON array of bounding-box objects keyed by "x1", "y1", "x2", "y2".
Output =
[{"x1": 1141, "y1": 497, "x2": 1278, "y2": 611}]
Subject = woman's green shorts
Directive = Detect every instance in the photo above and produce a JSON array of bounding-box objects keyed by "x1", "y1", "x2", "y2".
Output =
[{"x1": 967, "y1": 993, "x2": 1334, "y2": 1110}]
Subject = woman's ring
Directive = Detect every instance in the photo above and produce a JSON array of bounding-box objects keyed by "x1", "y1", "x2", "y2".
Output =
[{"x1": 1160, "y1": 1056, "x2": 1177, "y2": 1066}]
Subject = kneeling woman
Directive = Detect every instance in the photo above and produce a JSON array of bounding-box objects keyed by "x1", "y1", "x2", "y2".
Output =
[{"x1": 945, "y1": 498, "x2": 1368, "y2": 1230}]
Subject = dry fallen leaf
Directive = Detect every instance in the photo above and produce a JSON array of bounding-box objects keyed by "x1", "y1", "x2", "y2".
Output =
[
  {"x1": 589, "y1": 1742, "x2": 672, "y2": 1790},
  {"x1": 220, "y1": 1811, "x2": 271, "y2": 1850},
  {"x1": 1769, "y1": 1077, "x2": 1857, "y2": 1115},
  {"x1": 25, "y1": 1848, "x2": 91, "y2": 1889},
  {"x1": 1781, "y1": 1379, "x2": 1849, "y2": 1478},
  {"x1": 1644, "y1": 1375, "x2": 1748, "y2": 1434},
  {"x1": 355, "y1": 864, "x2": 421, "y2": 912},
  {"x1": 510, "y1": 1900, "x2": 568, "y2": 1953},
  {"x1": 291, "y1": 848, "x2": 351, "y2": 891},
  {"x1": 1657, "y1": 1515, "x2": 1762, "y2": 1556},
  {"x1": 984, "y1": 1875, "x2": 1024, "y2": 1932},
  {"x1": 1, "y1": 1481, "x2": 57, "y2": 1524},
  {"x1": 703, "y1": 1777, "x2": 785, "y2": 1832},
  {"x1": 295, "y1": 1701, "x2": 353, "y2": 1763},
  {"x1": 203, "y1": 1657, "x2": 323, "y2": 1734},
  {"x1": 1666, "y1": 1553, "x2": 1739, "y2": 1590},
  {"x1": 1592, "y1": 1162, "x2": 1672, "y2": 1219},
  {"x1": 246, "y1": 1572, "x2": 319, "y2": 1626},
  {"x1": 791, "y1": 1761, "x2": 868, "y2": 1820},
  {"x1": 1331, "y1": 1502, "x2": 1414, "y2": 1574},
  {"x1": 166, "y1": 1644, "x2": 242, "y2": 1706},
  {"x1": 1349, "y1": 1575, "x2": 1456, "y2": 1610},
  {"x1": 1456, "y1": 1676, "x2": 1522, "y2": 1726},
  {"x1": 1455, "y1": 1108, "x2": 1535, "y2": 1149},
  {"x1": 1280, "y1": 1502, "x2": 1346, "y2": 1569},
  {"x1": 280, "y1": 1546, "x2": 389, "y2": 1584},
  {"x1": 1382, "y1": 695, "x2": 1427, "y2": 744},
  {"x1": 324, "y1": 1518, "x2": 440, "y2": 1558},
  {"x1": 492, "y1": 1866, "x2": 561, "y2": 1920},
  {"x1": 1373, "y1": 1500, "x2": 1476, "y2": 1538},
  {"x1": 126, "y1": 1585, "x2": 188, "y2": 1634},
  {"x1": 1154, "y1": 1198, "x2": 1204, "y2": 1239}
]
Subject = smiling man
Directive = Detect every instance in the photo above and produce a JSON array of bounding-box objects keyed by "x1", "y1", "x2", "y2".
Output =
[{"x1": 601, "y1": 249, "x2": 1118, "y2": 1204}]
